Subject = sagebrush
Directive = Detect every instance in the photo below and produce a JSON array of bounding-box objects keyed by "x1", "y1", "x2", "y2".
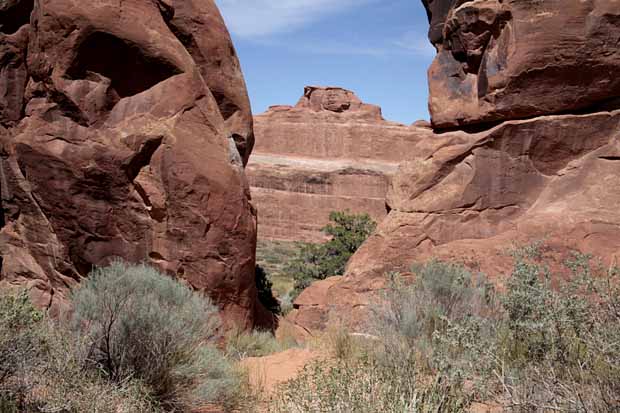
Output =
[
  {"x1": 0, "y1": 290, "x2": 156, "y2": 412},
  {"x1": 272, "y1": 245, "x2": 620, "y2": 412},
  {"x1": 70, "y1": 260, "x2": 242, "y2": 410}
]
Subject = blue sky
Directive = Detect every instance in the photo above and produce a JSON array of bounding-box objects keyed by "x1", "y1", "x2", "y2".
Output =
[{"x1": 215, "y1": 0, "x2": 435, "y2": 124}]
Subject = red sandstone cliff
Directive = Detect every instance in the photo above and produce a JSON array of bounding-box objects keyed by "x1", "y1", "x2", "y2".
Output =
[
  {"x1": 290, "y1": 0, "x2": 620, "y2": 332},
  {"x1": 248, "y1": 86, "x2": 424, "y2": 242},
  {"x1": 0, "y1": 0, "x2": 266, "y2": 328}
]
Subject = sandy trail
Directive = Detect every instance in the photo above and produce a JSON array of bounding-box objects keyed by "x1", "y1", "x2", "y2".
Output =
[{"x1": 240, "y1": 347, "x2": 320, "y2": 396}]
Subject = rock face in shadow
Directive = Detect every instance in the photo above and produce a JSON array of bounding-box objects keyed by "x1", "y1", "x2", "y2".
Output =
[
  {"x1": 288, "y1": 1, "x2": 620, "y2": 333},
  {"x1": 423, "y1": 0, "x2": 620, "y2": 129},
  {"x1": 247, "y1": 86, "x2": 423, "y2": 242},
  {"x1": 0, "y1": 0, "x2": 266, "y2": 328}
]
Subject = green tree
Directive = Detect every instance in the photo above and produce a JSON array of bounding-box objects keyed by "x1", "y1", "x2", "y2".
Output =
[{"x1": 286, "y1": 211, "x2": 376, "y2": 298}]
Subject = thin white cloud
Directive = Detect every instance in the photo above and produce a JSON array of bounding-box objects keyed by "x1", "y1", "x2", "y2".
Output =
[
  {"x1": 300, "y1": 43, "x2": 389, "y2": 57},
  {"x1": 216, "y1": 0, "x2": 373, "y2": 38},
  {"x1": 280, "y1": 32, "x2": 436, "y2": 59},
  {"x1": 215, "y1": 1, "x2": 435, "y2": 59},
  {"x1": 393, "y1": 30, "x2": 436, "y2": 57}
]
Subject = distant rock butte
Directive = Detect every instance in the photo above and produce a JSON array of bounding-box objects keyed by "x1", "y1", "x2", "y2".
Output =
[
  {"x1": 0, "y1": 0, "x2": 270, "y2": 328},
  {"x1": 247, "y1": 86, "x2": 424, "y2": 242},
  {"x1": 289, "y1": 1, "x2": 620, "y2": 333}
]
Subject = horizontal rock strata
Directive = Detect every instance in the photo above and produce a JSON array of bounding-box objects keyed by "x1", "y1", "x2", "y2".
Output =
[{"x1": 248, "y1": 86, "x2": 424, "y2": 242}]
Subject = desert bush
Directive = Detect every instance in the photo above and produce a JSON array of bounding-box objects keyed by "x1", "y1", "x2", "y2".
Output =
[
  {"x1": 433, "y1": 248, "x2": 620, "y2": 411},
  {"x1": 285, "y1": 211, "x2": 376, "y2": 298},
  {"x1": 278, "y1": 290, "x2": 295, "y2": 315},
  {"x1": 271, "y1": 354, "x2": 469, "y2": 413},
  {"x1": 70, "y1": 260, "x2": 241, "y2": 410},
  {"x1": 271, "y1": 248, "x2": 620, "y2": 411},
  {"x1": 0, "y1": 290, "x2": 44, "y2": 411},
  {"x1": 255, "y1": 264, "x2": 281, "y2": 315},
  {"x1": 365, "y1": 262, "x2": 498, "y2": 403},
  {"x1": 226, "y1": 325, "x2": 290, "y2": 359},
  {"x1": 270, "y1": 261, "x2": 481, "y2": 412},
  {"x1": 374, "y1": 262, "x2": 495, "y2": 358},
  {"x1": 0, "y1": 290, "x2": 43, "y2": 384},
  {"x1": 491, "y1": 251, "x2": 620, "y2": 411},
  {"x1": 327, "y1": 327, "x2": 355, "y2": 360},
  {"x1": 0, "y1": 290, "x2": 156, "y2": 412}
]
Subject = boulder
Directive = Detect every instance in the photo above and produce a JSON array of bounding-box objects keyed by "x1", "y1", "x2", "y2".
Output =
[
  {"x1": 423, "y1": 0, "x2": 620, "y2": 129},
  {"x1": 0, "y1": 0, "x2": 264, "y2": 328}
]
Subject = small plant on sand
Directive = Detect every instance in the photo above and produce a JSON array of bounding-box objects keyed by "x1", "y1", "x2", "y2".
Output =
[
  {"x1": 271, "y1": 352, "x2": 469, "y2": 413},
  {"x1": 226, "y1": 325, "x2": 295, "y2": 359}
]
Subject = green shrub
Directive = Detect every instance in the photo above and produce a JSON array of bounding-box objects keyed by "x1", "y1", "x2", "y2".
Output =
[
  {"x1": 365, "y1": 261, "x2": 498, "y2": 402},
  {"x1": 374, "y1": 262, "x2": 495, "y2": 354},
  {"x1": 70, "y1": 260, "x2": 241, "y2": 410},
  {"x1": 0, "y1": 290, "x2": 45, "y2": 411},
  {"x1": 491, "y1": 251, "x2": 620, "y2": 411},
  {"x1": 255, "y1": 264, "x2": 281, "y2": 315},
  {"x1": 225, "y1": 326, "x2": 290, "y2": 359},
  {"x1": 0, "y1": 290, "x2": 43, "y2": 382},
  {"x1": 271, "y1": 247, "x2": 620, "y2": 411},
  {"x1": 0, "y1": 290, "x2": 156, "y2": 412},
  {"x1": 432, "y1": 248, "x2": 620, "y2": 411},
  {"x1": 270, "y1": 262, "x2": 483, "y2": 412},
  {"x1": 320, "y1": 211, "x2": 377, "y2": 275},
  {"x1": 285, "y1": 211, "x2": 376, "y2": 298},
  {"x1": 361, "y1": 247, "x2": 620, "y2": 411}
]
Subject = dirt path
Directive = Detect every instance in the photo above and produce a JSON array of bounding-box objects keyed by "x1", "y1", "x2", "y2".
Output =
[
  {"x1": 240, "y1": 347, "x2": 320, "y2": 396},
  {"x1": 192, "y1": 348, "x2": 319, "y2": 413}
]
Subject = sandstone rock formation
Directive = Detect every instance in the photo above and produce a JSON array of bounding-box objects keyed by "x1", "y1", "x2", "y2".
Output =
[
  {"x1": 290, "y1": 1, "x2": 620, "y2": 333},
  {"x1": 0, "y1": 0, "x2": 265, "y2": 328},
  {"x1": 247, "y1": 86, "x2": 422, "y2": 242},
  {"x1": 423, "y1": 0, "x2": 620, "y2": 129}
]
